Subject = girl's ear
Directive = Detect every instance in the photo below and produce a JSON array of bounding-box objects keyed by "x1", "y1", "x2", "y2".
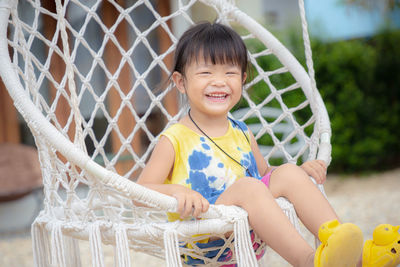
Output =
[
  {"x1": 242, "y1": 72, "x2": 247, "y2": 84},
  {"x1": 172, "y1": 71, "x2": 186, "y2": 94}
]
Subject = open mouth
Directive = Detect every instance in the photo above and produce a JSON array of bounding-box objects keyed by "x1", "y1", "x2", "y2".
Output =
[{"x1": 205, "y1": 93, "x2": 228, "y2": 101}]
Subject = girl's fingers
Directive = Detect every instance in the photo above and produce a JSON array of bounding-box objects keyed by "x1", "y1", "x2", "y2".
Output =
[
  {"x1": 173, "y1": 194, "x2": 184, "y2": 215},
  {"x1": 319, "y1": 168, "x2": 326, "y2": 184},
  {"x1": 306, "y1": 163, "x2": 321, "y2": 183},
  {"x1": 183, "y1": 197, "x2": 194, "y2": 218},
  {"x1": 316, "y1": 160, "x2": 327, "y2": 170},
  {"x1": 192, "y1": 197, "x2": 203, "y2": 218},
  {"x1": 303, "y1": 161, "x2": 327, "y2": 184},
  {"x1": 313, "y1": 163, "x2": 326, "y2": 184},
  {"x1": 202, "y1": 198, "x2": 210, "y2": 213},
  {"x1": 309, "y1": 165, "x2": 321, "y2": 183},
  {"x1": 315, "y1": 161, "x2": 327, "y2": 182},
  {"x1": 173, "y1": 193, "x2": 209, "y2": 219},
  {"x1": 173, "y1": 193, "x2": 192, "y2": 218}
]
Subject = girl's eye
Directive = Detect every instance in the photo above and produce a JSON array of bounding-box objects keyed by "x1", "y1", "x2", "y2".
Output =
[{"x1": 227, "y1": 72, "x2": 239, "y2": 75}]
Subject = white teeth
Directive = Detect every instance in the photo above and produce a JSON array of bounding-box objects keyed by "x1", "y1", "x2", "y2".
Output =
[{"x1": 207, "y1": 93, "x2": 226, "y2": 97}]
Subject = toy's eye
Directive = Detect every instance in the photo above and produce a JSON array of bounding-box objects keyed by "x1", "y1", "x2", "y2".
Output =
[
  {"x1": 398, "y1": 240, "x2": 400, "y2": 244},
  {"x1": 391, "y1": 248, "x2": 397, "y2": 254}
]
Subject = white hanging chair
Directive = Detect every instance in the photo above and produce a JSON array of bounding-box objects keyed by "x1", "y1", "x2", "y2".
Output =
[{"x1": 0, "y1": 0, "x2": 332, "y2": 266}]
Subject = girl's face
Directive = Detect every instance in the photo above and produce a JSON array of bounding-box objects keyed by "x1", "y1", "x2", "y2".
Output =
[{"x1": 172, "y1": 58, "x2": 246, "y2": 118}]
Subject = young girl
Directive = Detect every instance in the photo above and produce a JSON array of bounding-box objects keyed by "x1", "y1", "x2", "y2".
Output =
[{"x1": 137, "y1": 22, "x2": 396, "y2": 267}]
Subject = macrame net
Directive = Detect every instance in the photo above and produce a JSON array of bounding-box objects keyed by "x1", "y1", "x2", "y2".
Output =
[{"x1": 2, "y1": 0, "x2": 329, "y2": 266}]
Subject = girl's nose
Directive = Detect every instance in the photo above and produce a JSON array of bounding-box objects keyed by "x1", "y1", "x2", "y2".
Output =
[{"x1": 211, "y1": 79, "x2": 227, "y2": 87}]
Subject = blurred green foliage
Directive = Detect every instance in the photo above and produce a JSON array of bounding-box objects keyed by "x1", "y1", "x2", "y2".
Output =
[
  {"x1": 250, "y1": 29, "x2": 400, "y2": 173},
  {"x1": 315, "y1": 30, "x2": 400, "y2": 172}
]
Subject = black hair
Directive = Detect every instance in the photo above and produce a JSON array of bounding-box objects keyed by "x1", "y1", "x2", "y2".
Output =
[{"x1": 172, "y1": 22, "x2": 248, "y2": 78}]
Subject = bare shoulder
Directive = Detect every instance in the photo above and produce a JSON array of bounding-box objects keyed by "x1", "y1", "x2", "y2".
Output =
[
  {"x1": 152, "y1": 135, "x2": 175, "y2": 157},
  {"x1": 136, "y1": 135, "x2": 175, "y2": 184}
]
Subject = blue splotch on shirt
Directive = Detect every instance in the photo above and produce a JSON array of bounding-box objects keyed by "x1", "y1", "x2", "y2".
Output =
[
  {"x1": 186, "y1": 149, "x2": 225, "y2": 204},
  {"x1": 240, "y1": 151, "x2": 261, "y2": 179},
  {"x1": 230, "y1": 119, "x2": 248, "y2": 132},
  {"x1": 181, "y1": 121, "x2": 261, "y2": 204},
  {"x1": 188, "y1": 150, "x2": 212, "y2": 170}
]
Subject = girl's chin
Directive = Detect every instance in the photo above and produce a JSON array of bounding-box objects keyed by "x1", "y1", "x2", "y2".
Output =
[{"x1": 201, "y1": 106, "x2": 232, "y2": 116}]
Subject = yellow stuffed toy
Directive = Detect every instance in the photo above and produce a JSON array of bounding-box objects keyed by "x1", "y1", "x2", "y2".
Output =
[
  {"x1": 315, "y1": 219, "x2": 363, "y2": 267},
  {"x1": 363, "y1": 224, "x2": 400, "y2": 267}
]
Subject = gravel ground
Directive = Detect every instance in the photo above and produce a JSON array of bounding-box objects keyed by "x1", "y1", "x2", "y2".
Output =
[{"x1": 1, "y1": 168, "x2": 399, "y2": 266}]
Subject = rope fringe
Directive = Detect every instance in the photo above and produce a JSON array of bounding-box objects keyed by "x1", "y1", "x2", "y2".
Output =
[
  {"x1": 115, "y1": 224, "x2": 131, "y2": 267},
  {"x1": 164, "y1": 230, "x2": 182, "y2": 267},
  {"x1": 64, "y1": 236, "x2": 82, "y2": 267},
  {"x1": 89, "y1": 223, "x2": 105, "y2": 267},
  {"x1": 32, "y1": 221, "x2": 50, "y2": 267},
  {"x1": 50, "y1": 222, "x2": 67, "y2": 267},
  {"x1": 234, "y1": 216, "x2": 258, "y2": 267}
]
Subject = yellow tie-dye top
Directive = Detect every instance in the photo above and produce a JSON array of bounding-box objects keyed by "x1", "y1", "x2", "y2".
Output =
[{"x1": 161, "y1": 118, "x2": 261, "y2": 206}]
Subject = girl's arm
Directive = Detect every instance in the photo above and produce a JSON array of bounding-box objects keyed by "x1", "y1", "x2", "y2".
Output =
[
  {"x1": 136, "y1": 136, "x2": 209, "y2": 218},
  {"x1": 136, "y1": 136, "x2": 176, "y2": 189},
  {"x1": 248, "y1": 130, "x2": 327, "y2": 183},
  {"x1": 248, "y1": 130, "x2": 271, "y2": 176}
]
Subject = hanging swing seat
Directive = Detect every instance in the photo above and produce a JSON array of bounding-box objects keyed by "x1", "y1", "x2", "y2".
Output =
[{"x1": 0, "y1": 0, "x2": 332, "y2": 266}]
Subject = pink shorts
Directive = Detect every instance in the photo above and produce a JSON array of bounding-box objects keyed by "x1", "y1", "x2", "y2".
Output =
[{"x1": 260, "y1": 168, "x2": 276, "y2": 187}]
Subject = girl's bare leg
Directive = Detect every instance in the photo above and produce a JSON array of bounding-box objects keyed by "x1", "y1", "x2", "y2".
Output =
[
  {"x1": 215, "y1": 177, "x2": 314, "y2": 267},
  {"x1": 268, "y1": 163, "x2": 339, "y2": 237}
]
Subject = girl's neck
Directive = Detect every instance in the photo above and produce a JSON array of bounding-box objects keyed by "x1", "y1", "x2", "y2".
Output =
[{"x1": 187, "y1": 109, "x2": 229, "y2": 137}]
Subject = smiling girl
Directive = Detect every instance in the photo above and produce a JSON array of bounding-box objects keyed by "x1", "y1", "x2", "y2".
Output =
[{"x1": 137, "y1": 22, "x2": 365, "y2": 267}]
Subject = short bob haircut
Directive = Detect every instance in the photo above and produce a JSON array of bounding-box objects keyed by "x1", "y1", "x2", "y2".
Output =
[{"x1": 172, "y1": 22, "x2": 248, "y2": 78}]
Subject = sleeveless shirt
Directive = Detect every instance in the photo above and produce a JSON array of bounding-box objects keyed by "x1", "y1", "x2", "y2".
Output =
[{"x1": 161, "y1": 119, "x2": 261, "y2": 205}]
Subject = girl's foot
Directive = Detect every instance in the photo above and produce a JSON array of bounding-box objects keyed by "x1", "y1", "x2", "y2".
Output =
[
  {"x1": 362, "y1": 224, "x2": 400, "y2": 267},
  {"x1": 314, "y1": 219, "x2": 363, "y2": 267}
]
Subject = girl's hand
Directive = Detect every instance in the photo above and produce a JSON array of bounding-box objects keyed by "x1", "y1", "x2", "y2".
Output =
[
  {"x1": 300, "y1": 160, "x2": 327, "y2": 184},
  {"x1": 173, "y1": 187, "x2": 210, "y2": 219}
]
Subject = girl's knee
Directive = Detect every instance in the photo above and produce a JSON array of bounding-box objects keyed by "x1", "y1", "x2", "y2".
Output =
[
  {"x1": 274, "y1": 163, "x2": 307, "y2": 181},
  {"x1": 270, "y1": 163, "x2": 309, "y2": 196},
  {"x1": 230, "y1": 177, "x2": 274, "y2": 206},
  {"x1": 221, "y1": 177, "x2": 270, "y2": 204},
  {"x1": 279, "y1": 163, "x2": 303, "y2": 172}
]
